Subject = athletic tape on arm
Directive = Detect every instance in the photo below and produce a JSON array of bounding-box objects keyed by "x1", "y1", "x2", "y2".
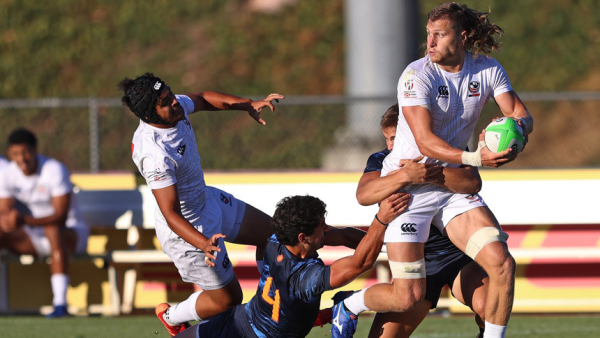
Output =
[
  {"x1": 389, "y1": 259, "x2": 426, "y2": 279},
  {"x1": 465, "y1": 227, "x2": 509, "y2": 259},
  {"x1": 461, "y1": 141, "x2": 486, "y2": 167}
]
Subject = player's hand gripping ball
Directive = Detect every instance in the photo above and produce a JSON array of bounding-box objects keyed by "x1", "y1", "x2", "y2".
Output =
[{"x1": 484, "y1": 117, "x2": 525, "y2": 155}]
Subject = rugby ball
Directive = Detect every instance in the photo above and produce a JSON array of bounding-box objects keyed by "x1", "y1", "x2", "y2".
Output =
[{"x1": 484, "y1": 117, "x2": 525, "y2": 154}]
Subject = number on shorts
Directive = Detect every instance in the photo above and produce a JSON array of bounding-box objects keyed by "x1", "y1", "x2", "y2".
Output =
[{"x1": 261, "y1": 277, "x2": 281, "y2": 322}]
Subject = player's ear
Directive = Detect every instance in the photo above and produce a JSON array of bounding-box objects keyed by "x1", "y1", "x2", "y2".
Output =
[
  {"x1": 460, "y1": 30, "x2": 467, "y2": 45},
  {"x1": 298, "y1": 233, "x2": 307, "y2": 245}
]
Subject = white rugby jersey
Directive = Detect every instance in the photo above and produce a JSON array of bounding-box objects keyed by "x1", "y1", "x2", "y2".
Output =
[
  {"x1": 0, "y1": 156, "x2": 8, "y2": 170},
  {"x1": 383, "y1": 52, "x2": 512, "y2": 179},
  {"x1": 0, "y1": 155, "x2": 87, "y2": 230},
  {"x1": 132, "y1": 95, "x2": 217, "y2": 232}
]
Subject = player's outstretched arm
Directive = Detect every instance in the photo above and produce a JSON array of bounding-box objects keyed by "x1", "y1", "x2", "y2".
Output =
[
  {"x1": 328, "y1": 193, "x2": 410, "y2": 289},
  {"x1": 356, "y1": 156, "x2": 441, "y2": 206},
  {"x1": 185, "y1": 91, "x2": 284, "y2": 125},
  {"x1": 152, "y1": 184, "x2": 224, "y2": 266},
  {"x1": 323, "y1": 226, "x2": 367, "y2": 250}
]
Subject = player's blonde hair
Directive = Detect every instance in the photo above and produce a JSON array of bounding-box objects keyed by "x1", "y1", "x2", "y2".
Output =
[{"x1": 428, "y1": 2, "x2": 504, "y2": 55}]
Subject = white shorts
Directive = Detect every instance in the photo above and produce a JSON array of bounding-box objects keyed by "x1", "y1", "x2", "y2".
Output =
[
  {"x1": 384, "y1": 189, "x2": 487, "y2": 243},
  {"x1": 23, "y1": 224, "x2": 89, "y2": 257},
  {"x1": 156, "y1": 187, "x2": 246, "y2": 290}
]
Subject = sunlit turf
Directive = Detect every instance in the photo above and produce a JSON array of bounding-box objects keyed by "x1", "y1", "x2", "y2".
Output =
[{"x1": 0, "y1": 313, "x2": 599, "y2": 337}]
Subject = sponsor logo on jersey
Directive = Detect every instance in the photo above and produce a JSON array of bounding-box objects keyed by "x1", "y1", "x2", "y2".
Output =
[
  {"x1": 437, "y1": 86, "x2": 449, "y2": 98},
  {"x1": 465, "y1": 194, "x2": 482, "y2": 204},
  {"x1": 401, "y1": 223, "x2": 418, "y2": 234},
  {"x1": 177, "y1": 143, "x2": 186, "y2": 155},
  {"x1": 36, "y1": 185, "x2": 47, "y2": 194},
  {"x1": 153, "y1": 81, "x2": 162, "y2": 91},
  {"x1": 220, "y1": 193, "x2": 232, "y2": 206},
  {"x1": 468, "y1": 81, "x2": 480, "y2": 97},
  {"x1": 145, "y1": 168, "x2": 168, "y2": 182},
  {"x1": 222, "y1": 253, "x2": 231, "y2": 270},
  {"x1": 131, "y1": 143, "x2": 134, "y2": 154},
  {"x1": 403, "y1": 79, "x2": 417, "y2": 98}
]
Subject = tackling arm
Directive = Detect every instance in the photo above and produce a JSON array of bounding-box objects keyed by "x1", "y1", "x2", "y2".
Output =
[{"x1": 328, "y1": 193, "x2": 409, "y2": 289}]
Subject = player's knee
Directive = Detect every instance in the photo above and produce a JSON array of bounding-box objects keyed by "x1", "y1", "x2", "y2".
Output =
[
  {"x1": 390, "y1": 281, "x2": 425, "y2": 312},
  {"x1": 485, "y1": 248, "x2": 515, "y2": 283}
]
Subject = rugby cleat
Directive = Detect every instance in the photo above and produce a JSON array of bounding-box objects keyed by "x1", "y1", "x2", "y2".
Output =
[
  {"x1": 155, "y1": 303, "x2": 191, "y2": 337},
  {"x1": 46, "y1": 305, "x2": 70, "y2": 318},
  {"x1": 331, "y1": 291, "x2": 358, "y2": 338},
  {"x1": 313, "y1": 307, "x2": 333, "y2": 327}
]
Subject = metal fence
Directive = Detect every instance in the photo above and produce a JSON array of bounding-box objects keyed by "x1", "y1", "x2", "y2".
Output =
[{"x1": 1, "y1": 92, "x2": 599, "y2": 172}]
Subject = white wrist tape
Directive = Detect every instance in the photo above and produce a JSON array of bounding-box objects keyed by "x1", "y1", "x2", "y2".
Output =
[{"x1": 461, "y1": 141, "x2": 486, "y2": 167}]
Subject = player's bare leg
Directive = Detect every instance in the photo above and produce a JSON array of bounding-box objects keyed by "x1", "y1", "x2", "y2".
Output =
[
  {"x1": 367, "y1": 299, "x2": 431, "y2": 338},
  {"x1": 231, "y1": 204, "x2": 272, "y2": 262},
  {"x1": 446, "y1": 207, "x2": 515, "y2": 336},
  {"x1": 195, "y1": 276, "x2": 243, "y2": 319},
  {"x1": 452, "y1": 261, "x2": 489, "y2": 332},
  {"x1": 362, "y1": 242, "x2": 425, "y2": 313},
  {"x1": 0, "y1": 227, "x2": 37, "y2": 255},
  {"x1": 45, "y1": 224, "x2": 76, "y2": 317}
]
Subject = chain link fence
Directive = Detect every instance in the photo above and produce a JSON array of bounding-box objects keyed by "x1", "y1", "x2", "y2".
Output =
[{"x1": 1, "y1": 93, "x2": 599, "y2": 172}]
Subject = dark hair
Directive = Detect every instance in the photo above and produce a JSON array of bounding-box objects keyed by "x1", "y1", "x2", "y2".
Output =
[
  {"x1": 428, "y1": 2, "x2": 504, "y2": 55},
  {"x1": 8, "y1": 128, "x2": 37, "y2": 147},
  {"x1": 117, "y1": 72, "x2": 169, "y2": 125},
  {"x1": 380, "y1": 104, "x2": 399, "y2": 130},
  {"x1": 271, "y1": 195, "x2": 326, "y2": 246}
]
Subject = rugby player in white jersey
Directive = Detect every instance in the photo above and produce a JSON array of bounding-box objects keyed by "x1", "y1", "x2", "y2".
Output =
[
  {"x1": 334, "y1": 3, "x2": 533, "y2": 338},
  {"x1": 0, "y1": 128, "x2": 89, "y2": 318},
  {"x1": 119, "y1": 73, "x2": 368, "y2": 336}
]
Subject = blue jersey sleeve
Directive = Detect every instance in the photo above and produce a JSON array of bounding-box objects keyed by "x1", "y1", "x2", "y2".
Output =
[{"x1": 363, "y1": 149, "x2": 390, "y2": 173}]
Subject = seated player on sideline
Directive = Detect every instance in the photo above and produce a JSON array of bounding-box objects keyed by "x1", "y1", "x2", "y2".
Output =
[
  {"x1": 0, "y1": 128, "x2": 89, "y2": 317},
  {"x1": 355, "y1": 105, "x2": 490, "y2": 338},
  {"x1": 174, "y1": 193, "x2": 412, "y2": 338}
]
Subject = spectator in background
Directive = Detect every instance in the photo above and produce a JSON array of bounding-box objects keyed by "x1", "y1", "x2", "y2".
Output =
[{"x1": 0, "y1": 128, "x2": 89, "y2": 318}]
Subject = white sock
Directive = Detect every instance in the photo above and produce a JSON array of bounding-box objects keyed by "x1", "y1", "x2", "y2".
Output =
[
  {"x1": 256, "y1": 260, "x2": 264, "y2": 274},
  {"x1": 483, "y1": 320, "x2": 506, "y2": 338},
  {"x1": 343, "y1": 288, "x2": 371, "y2": 315},
  {"x1": 164, "y1": 291, "x2": 203, "y2": 325},
  {"x1": 50, "y1": 273, "x2": 69, "y2": 306}
]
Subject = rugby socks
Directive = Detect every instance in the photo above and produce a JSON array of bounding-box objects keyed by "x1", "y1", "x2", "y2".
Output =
[
  {"x1": 483, "y1": 320, "x2": 506, "y2": 338},
  {"x1": 164, "y1": 291, "x2": 203, "y2": 325},
  {"x1": 50, "y1": 273, "x2": 69, "y2": 306},
  {"x1": 343, "y1": 288, "x2": 371, "y2": 315},
  {"x1": 256, "y1": 260, "x2": 264, "y2": 274}
]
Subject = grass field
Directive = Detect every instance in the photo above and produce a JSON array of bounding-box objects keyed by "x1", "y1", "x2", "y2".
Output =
[{"x1": 1, "y1": 313, "x2": 599, "y2": 338}]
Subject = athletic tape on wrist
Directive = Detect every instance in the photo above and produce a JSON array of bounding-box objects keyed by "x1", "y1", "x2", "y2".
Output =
[
  {"x1": 461, "y1": 141, "x2": 486, "y2": 167},
  {"x1": 389, "y1": 259, "x2": 426, "y2": 279}
]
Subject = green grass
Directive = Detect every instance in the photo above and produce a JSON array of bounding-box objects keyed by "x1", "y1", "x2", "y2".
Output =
[{"x1": 1, "y1": 314, "x2": 600, "y2": 338}]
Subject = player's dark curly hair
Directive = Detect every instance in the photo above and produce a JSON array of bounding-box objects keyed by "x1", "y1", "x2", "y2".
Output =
[
  {"x1": 428, "y1": 2, "x2": 504, "y2": 55},
  {"x1": 380, "y1": 104, "x2": 399, "y2": 130},
  {"x1": 8, "y1": 128, "x2": 37, "y2": 147},
  {"x1": 271, "y1": 195, "x2": 327, "y2": 246}
]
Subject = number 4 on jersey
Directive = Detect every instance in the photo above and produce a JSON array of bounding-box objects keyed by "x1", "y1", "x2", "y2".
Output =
[{"x1": 261, "y1": 277, "x2": 281, "y2": 322}]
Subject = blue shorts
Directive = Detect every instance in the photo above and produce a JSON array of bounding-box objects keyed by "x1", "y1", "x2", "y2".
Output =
[{"x1": 197, "y1": 305, "x2": 257, "y2": 338}]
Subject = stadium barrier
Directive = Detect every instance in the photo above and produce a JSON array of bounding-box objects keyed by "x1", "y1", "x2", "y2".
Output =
[{"x1": 1, "y1": 169, "x2": 599, "y2": 315}]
